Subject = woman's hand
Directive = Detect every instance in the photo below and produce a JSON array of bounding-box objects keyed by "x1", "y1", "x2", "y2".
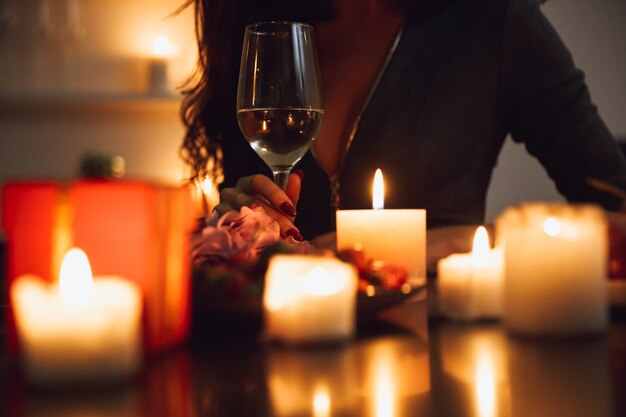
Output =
[{"x1": 214, "y1": 170, "x2": 304, "y2": 240}]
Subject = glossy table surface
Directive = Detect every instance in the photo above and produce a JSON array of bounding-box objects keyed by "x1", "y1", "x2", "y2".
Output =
[{"x1": 1, "y1": 288, "x2": 625, "y2": 417}]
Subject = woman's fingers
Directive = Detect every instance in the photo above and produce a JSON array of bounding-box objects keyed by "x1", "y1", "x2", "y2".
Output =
[
  {"x1": 219, "y1": 187, "x2": 256, "y2": 210},
  {"x1": 213, "y1": 201, "x2": 234, "y2": 218},
  {"x1": 218, "y1": 178, "x2": 303, "y2": 240},
  {"x1": 236, "y1": 174, "x2": 298, "y2": 218}
]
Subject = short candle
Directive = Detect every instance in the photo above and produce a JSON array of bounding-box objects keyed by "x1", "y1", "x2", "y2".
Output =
[
  {"x1": 149, "y1": 35, "x2": 173, "y2": 94},
  {"x1": 495, "y1": 203, "x2": 608, "y2": 336},
  {"x1": 336, "y1": 169, "x2": 426, "y2": 284},
  {"x1": 10, "y1": 248, "x2": 143, "y2": 384},
  {"x1": 263, "y1": 255, "x2": 358, "y2": 344},
  {"x1": 437, "y1": 226, "x2": 504, "y2": 320}
]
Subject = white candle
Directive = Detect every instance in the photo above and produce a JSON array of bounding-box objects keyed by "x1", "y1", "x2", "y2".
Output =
[
  {"x1": 149, "y1": 35, "x2": 173, "y2": 94},
  {"x1": 10, "y1": 248, "x2": 142, "y2": 384},
  {"x1": 495, "y1": 203, "x2": 608, "y2": 336},
  {"x1": 263, "y1": 255, "x2": 358, "y2": 344},
  {"x1": 437, "y1": 226, "x2": 504, "y2": 320},
  {"x1": 336, "y1": 169, "x2": 426, "y2": 285}
]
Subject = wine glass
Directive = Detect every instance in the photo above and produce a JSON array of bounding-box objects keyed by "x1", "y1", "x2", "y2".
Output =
[{"x1": 236, "y1": 21, "x2": 324, "y2": 191}]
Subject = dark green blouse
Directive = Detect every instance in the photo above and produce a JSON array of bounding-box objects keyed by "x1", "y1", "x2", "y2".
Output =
[{"x1": 220, "y1": 0, "x2": 626, "y2": 240}]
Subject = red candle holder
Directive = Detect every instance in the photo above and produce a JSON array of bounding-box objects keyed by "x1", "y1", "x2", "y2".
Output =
[{"x1": 2, "y1": 180, "x2": 195, "y2": 358}]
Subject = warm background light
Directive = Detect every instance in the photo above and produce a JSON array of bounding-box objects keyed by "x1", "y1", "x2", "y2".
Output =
[
  {"x1": 152, "y1": 34, "x2": 175, "y2": 57},
  {"x1": 0, "y1": 0, "x2": 196, "y2": 95}
]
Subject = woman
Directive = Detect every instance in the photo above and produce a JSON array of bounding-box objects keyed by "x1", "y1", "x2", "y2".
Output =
[{"x1": 180, "y1": 0, "x2": 626, "y2": 271}]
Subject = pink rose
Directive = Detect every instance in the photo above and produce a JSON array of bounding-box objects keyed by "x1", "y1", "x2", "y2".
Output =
[{"x1": 191, "y1": 206, "x2": 313, "y2": 266}]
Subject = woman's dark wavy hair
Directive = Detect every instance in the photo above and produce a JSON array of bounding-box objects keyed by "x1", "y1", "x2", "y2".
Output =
[
  {"x1": 177, "y1": 0, "x2": 430, "y2": 182},
  {"x1": 178, "y1": 0, "x2": 548, "y2": 182}
]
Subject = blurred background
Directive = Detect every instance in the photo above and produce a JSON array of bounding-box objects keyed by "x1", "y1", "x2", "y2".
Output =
[
  {"x1": 0, "y1": 0, "x2": 196, "y2": 192},
  {"x1": 0, "y1": 0, "x2": 624, "y2": 227}
]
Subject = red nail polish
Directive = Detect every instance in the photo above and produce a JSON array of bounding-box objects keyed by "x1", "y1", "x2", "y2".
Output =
[
  {"x1": 280, "y1": 202, "x2": 297, "y2": 217},
  {"x1": 286, "y1": 228, "x2": 304, "y2": 241},
  {"x1": 293, "y1": 169, "x2": 304, "y2": 181}
]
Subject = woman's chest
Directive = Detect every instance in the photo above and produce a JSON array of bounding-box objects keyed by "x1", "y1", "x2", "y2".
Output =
[{"x1": 313, "y1": 21, "x2": 403, "y2": 175}]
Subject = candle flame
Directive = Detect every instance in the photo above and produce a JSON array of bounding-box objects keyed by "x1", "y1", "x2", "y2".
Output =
[
  {"x1": 543, "y1": 217, "x2": 560, "y2": 237},
  {"x1": 373, "y1": 352, "x2": 395, "y2": 417},
  {"x1": 59, "y1": 248, "x2": 93, "y2": 304},
  {"x1": 305, "y1": 266, "x2": 346, "y2": 296},
  {"x1": 472, "y1": 226, "x2": 490, "y2": 259},
  {"x1": 195, "y1": 175, "x2": 214, "y2": 197},
  {"x1": 373, "y1": 169, "x2": 384, "y2": 210}
]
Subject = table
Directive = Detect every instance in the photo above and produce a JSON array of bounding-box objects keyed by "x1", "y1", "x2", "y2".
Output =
[{"x1": 1, "y1": 288, "x2": 624, "y2": 417}]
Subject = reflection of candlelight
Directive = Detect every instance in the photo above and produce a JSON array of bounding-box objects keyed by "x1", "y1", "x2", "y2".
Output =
[
  {"x1": 475, "y1": 348, "x2": 496, "y2": 417},
  {"x1": 507, "y1": 336, "x2": 611, "y2": 417},
  {"x1": 266, "y1": 346, "x2": 357, "y2": 416},
  {"x1": 373, "y1": 355, "x2": 395, "y2": 417},
  {"x1": 358, "y1": 338, "x2": 430, "y2": 416},
  {"x1": 313, "y1": 385, "x2": 331, "y2": 417},
  {"x1": 440, "y1": 325, "x2": 508, "y2": 417},
  {"x1": 441, "y1": 325, "x2": 508, "y2": 386}
]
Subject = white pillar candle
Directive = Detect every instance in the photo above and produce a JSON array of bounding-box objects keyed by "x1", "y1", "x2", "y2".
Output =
[
  {"x1": 148, "y1": 35, "x2": 174, "y2": 94},
  {"x1": 10, "y1": 248, "x2": 142, "y2": 384},
  {"x1": 437, "y1": 226, "x2": 504, "y2": 320},
  {"x1": 263, "y1": 255, "x2": 358, "y2": 344},
  {"x1": 336, "y1": 169, "x2": 427, "y2": 285},
  {"x1": 495, "y1": 203, "x2": 608, "y2": 336}
]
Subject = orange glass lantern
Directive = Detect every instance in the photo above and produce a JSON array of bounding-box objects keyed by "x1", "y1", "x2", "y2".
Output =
[{"x1": 2, "y1": 180, "x2": 195, "y2": 357}]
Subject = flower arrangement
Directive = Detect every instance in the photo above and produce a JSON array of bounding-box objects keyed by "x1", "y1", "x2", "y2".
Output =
[
  {"x1": 191, "y1": 206, "x2": 411, "y2": 303},
  {"x1": 190, "y1": 206, "x2": 417, "y2": 336},
  {"x1": 191, "y1": 206, "x2": 316, "y2": 300},
  {"x1": 192, "y1": 206, "x2": 314, "y2": 266}
]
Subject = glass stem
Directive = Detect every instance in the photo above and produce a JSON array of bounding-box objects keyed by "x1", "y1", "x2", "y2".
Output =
[{"x1": 272, "y1": 168, "x2": 292, "y2": 191}]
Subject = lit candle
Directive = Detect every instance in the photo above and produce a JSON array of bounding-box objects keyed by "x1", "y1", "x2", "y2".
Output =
[
  {"x1": 10, "y1": 248, "x2": 142, "y2": 384},
  {"x1": 2, "y1": 180, "x2": 194, "y2": 356},
  {"x1": 336, "y1": 169, "x2": 427, "y2": 285},
  {"x1": 192, "y1": 175, "x2": 219, "y2": 219},
  {"x1": 149, "y1": 35, "x2": 174, "y2": 94},
  {"x1": 437, "y1": 226, "x2": 504, "y2": 320},
  {"x1": 495, "y1": 203, "x2": 608, "y2": 336},
  {"x1": 263, "y1": 255, "x2": 358, "y2": 344}
]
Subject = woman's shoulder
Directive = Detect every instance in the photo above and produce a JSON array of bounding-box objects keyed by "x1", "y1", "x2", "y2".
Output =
[
  {"x1": 401, "y1": 0, "x2": 514, "y2": 41},
  {"x1": 404, "y1": 0, "x2": 513, "y2": 26}
]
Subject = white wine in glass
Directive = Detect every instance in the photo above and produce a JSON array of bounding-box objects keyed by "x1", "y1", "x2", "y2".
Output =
[{"x1": 236, "y1": 21, "x2": 324, "y2": 190}]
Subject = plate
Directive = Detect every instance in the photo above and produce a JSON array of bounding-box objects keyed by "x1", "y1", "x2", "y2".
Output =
[
  {"x1": 191, "y1": 284, "x2": 426, "y2": 336},
  {"x1": 356, "y1": 284, "x2": 426, "y2": 319}
]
